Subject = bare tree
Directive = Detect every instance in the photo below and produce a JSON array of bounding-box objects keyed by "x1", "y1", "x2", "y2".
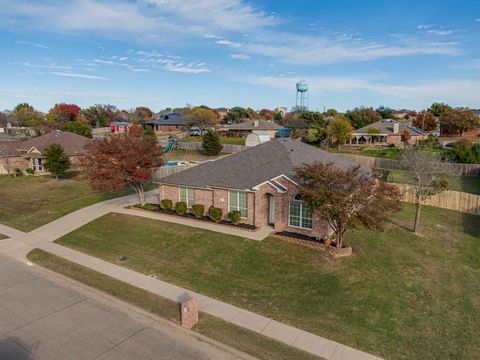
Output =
[{"x1": 401, "y1": 148, "x2": 449, "y2": 234}]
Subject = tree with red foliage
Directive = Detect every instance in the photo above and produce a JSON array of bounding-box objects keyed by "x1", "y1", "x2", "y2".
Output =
[
  {"x1": 259, "y1": 109, "x2": 272, "y2": 120},
  {"x1": 49, "y1": 103, "x2": 81, "y2": 124},
  {"x1": 295, "y1": 163, "x2": 402, "y2": 248},
  {"x1": 81, "y1": 125, "x2": 163, "y2": 205}
]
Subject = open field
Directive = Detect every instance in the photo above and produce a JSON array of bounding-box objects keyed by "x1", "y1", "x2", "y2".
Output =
[
  {"x1": 182, "y1": 135, "x2": 246, "y2": 145},
  {"x1": 28, "y1": 249, "x2": 321, "y2": 360},
  {"x1": 162, "y1": 149, "x2": 228, "y2": 162},
  {"x1": 55, "y1": 204, "x2": 480, "y2": 359},
  {"x1": 0, "y1": 172, "x2": 146, "y2": 232},
  {"x1": 385, "y1": 169, "x2": 480, "y2": 195}
]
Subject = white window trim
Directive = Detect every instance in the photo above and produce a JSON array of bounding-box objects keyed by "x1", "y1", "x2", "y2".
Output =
[
  {"x1": 228, "y1": 190, "x2": 248, "y2": 218},
  {"x1": 178, "y1": 187, "x2": 195, "y2": 208},
  {"x1": 288, "y1": 200, "x2": 313, "y2": 230}
]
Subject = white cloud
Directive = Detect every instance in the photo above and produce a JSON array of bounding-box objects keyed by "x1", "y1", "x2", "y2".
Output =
[
  {"x1": 242, "y1": 74, "x2": 480, "y2": 104},
  {"x1": 50, "y1": 71, "x2": 109, "y2": 80},
  {"x1": 216, "y1": 39, "x2": 241, "y2": 48},
  {"x1": 163, "y1": 62, "x2": 210, "y2": 74},
  {"x1": 15, "y1": 40, "x2": 49, "y2": 49},
  {"x1": 24, "y1": 62, "x2": 72, "y2": 70},
  {"x1": 0, "y1": 0, "x2": 464, "y2": 67},
  {"x1": 230, "y1": 53, "x2": 251, "y2": 60},
  {"x1": 475, "y1": 18, "x2": 480, "y2": 22}
]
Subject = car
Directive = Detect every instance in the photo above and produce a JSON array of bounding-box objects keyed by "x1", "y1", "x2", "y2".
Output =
[{"x1": 190, "y1": 126, "x2": 201, "y2": 136}]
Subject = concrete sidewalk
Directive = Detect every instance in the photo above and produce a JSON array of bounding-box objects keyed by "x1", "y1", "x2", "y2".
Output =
[
  {"x1": 36, "y1": 241, "x2": 382, "y2": 360},
  {"x1": 0, "y1": 190, "x2": 382, "y2": 360},
  {"x1": 115, "y1": 207, "x2": 274, "y2": 241}
]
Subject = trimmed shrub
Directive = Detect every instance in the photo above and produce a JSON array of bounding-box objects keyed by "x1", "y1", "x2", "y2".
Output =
[
  {"x1": 175, "y1": 201, "x2": 187, "y2": 215},
  {"x1": 227, "y1": 210, "x2": 241, "y2": 225},
  {"x1": 25, "y1": 168, "x2": 34, "y2": 175},
  {"x1": 160, "y1": 199, "x2": 172, "y2": 211},
  {"x1": 191, "y1": 204, "x2": 205, "y2": 218},
  {"x1": 208, "y1": 207, "x2": 223, "y2": 222}
]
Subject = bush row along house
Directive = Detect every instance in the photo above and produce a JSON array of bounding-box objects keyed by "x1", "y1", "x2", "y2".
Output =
[
  {"x1": 350, "y1": 119, "x2": 428, "y2": 146},
  {"x1": 156, "y1": 138, "x2": 360, "y2": 237},
  {"x1": 0, "y1": 131, "x2": 90, "y2": 175}
]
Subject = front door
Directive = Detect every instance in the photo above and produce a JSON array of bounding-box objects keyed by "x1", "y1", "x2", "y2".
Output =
[{"x1": 268, "y1": 195, "x2": 275, "y2": 225}]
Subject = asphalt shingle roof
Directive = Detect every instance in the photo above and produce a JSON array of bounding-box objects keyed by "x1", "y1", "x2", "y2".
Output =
[
  {"x1": 159, "y1": 138, "x2": 359, "y2": 190},
  {"x1": 225, "y1": 120, "x2": 282, "y2": 131},
  {"x1": 353, "y1": 119, "x2": 426, "y2": 136},
  {"x1": 0, "y1": 131, "x2": 90, "y2": 157}
]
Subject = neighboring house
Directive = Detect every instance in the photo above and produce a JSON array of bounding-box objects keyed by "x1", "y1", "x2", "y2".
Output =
[
  {"x1": 110, "y1": 121, "x2": 129, "y2": 133},
  {"x1": 156, "y1": 138, "x2": 359, "y2": 237},
  {"x1": 351, "y1": 119, "x2": 428, "y2": 146},
  {"x1": 146, "y1": 112, "x2": 185, "y2": 132},
  {"x1": 0, "y1": 130, "x2": 90, "y2": 175},
  {"x1": 223, "y1": 119, "x2": 282, "y2": 138}
]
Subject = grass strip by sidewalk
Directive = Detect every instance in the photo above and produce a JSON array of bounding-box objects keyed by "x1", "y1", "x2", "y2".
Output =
[
  {"x1": 27, "y1": 249, "x2": 321, "y2": 360},
  {"x1": 0, "y1": 234, "x2": 8, "y2": 240}
]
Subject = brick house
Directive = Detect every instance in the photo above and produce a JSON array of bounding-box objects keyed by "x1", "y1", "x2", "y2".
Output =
[
  {"x1": 351, "y1": 119, "x2": 428, "y2": 146},
  {"x1": 156, "y1": 138, "x2": 359, "y2": 237},
  {"x1": 223, "y1": 119, "x2": 282, "y2": 139},
  {"x1": 0, "y1": 130, "x2": 90, "y2": 175}
]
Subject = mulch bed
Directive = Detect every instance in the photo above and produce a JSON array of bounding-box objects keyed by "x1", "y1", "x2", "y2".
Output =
[
  {"x1": 273, "y1": 231, "x2": 352, "y2": 258},
  {"x1": 131, "y1": 204, "x2": 257, "y2": 231}
]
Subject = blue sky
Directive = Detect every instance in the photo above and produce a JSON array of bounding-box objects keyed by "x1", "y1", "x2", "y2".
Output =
[{"x1": 0, "y1": 0, "x2": 479, "y2": 112}]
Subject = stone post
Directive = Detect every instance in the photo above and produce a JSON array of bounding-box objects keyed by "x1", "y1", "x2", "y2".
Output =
[{"x1": 181, "y1": 297, "x2": 198, "y2": 329}]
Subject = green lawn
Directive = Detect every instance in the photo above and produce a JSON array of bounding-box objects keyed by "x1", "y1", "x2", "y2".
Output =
[
  {"x1": 55, "y1": 205, "x2": 480, "y2": 359},
  {"x1": 27, "y1": 249, "x2": 320, "y2": 360},
  {"x1": 0, "y1": 172, "x2": 142, "y2": 232},
  {"x1": 182, "y1": 136, "x2": 246, "y2": 145},
  {"x1": 385, "y1": 169, "x2": 480, "y2": 195},
  {"x1": 162, "y1": 149, "x2": 227, "y2": 162},
  {"x1": 359, "y1": 147, "x2": 403, "y2": 159}
]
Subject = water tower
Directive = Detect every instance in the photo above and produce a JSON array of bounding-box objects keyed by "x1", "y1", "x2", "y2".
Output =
[{"x1": 296, "y1": 80, "x2": 308, "y2": 110}]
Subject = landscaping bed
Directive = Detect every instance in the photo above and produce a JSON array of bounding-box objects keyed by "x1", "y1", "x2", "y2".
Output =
[
  {"x1": 274, "y1": 231, "x2": 352, "y2": 257},
  {"x1": 132, "y1": 203, "x2": 257, "y2": 230}
]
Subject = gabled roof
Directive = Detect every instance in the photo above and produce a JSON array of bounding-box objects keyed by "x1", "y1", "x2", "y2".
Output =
[
  {"x1": 158, "y1": 138, "x2": 359, "y2": 190},
  {"x1": 225, "y1": 119, "x2": 282, "y2": 131},
  {"x1": 353, "y1": 119, "x2": 427, "y2": 136},
  {"x1": 0, "y1": 130, "x2": 90, "y2": 157}
]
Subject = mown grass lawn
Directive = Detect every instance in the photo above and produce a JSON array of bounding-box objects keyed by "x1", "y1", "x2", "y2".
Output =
[
  {"x1": 182, "y1": 135, "x2": 246, "y2": 145},
  {"x1": 0, "y1": 172, "x2": 141, "y2": 232},
  {"x1": 162, "y1": 149, "x2": 227, "y2": 162},
  {"x1": 55, "y1": 204, "x2": 480, "y2": 359},
  {"x1": 385, "y1": 169, "x2": 480, "y2": 195}
]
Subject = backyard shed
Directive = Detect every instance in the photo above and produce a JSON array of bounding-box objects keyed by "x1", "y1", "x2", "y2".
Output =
[{"x1": 246, "y1": 132, "x2": 270, "y2": 147}]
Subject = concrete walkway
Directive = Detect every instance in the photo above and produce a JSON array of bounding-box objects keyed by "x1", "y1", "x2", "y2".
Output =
[
  {"x1": 115, "y1": 207, "x2": 274, "y2": 241},
  {"x1": 0, "y1": 190, "x2": 383, "y2": 360}
]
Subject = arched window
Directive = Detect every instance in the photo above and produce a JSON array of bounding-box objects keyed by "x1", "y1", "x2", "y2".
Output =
[{"x1": 293, "y1": 194, "x2": 304, "y2": 201}]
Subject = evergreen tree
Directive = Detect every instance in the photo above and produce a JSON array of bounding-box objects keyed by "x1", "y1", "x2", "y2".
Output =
[
  {"x1": 202, "y1": 130, "x2": 223, "y2": 155},
  {"x1": 43, "y1": 143, "x2": 71, "y2": 179}
]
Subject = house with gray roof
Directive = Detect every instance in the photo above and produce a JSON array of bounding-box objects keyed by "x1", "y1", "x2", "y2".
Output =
[
  {"x1": 351, "y1": 119, "x2": 428, "y2": 146},
  {"x1": 223, "y1": 119, "x2": 282, "y2": 139},
  {"x1": 157, "y1": 138, "x2": 360, "y2": 236},
  {"x1": 0, "y1": 130, "x2": 90, "y2": 175}
]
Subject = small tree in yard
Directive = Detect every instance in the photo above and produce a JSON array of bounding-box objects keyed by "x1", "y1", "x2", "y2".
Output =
[
  {"x1": 295, "y1": 163, "x2": 402, "y2": 248},
  {"x1": 202, "y1": 130, "x2": 223, "y2": 155},
  {"x1": 402, "y1": 148, "x2": 449, "y2": 234},
  {"x1": 43, "y1": 143, "x2": 70, "y2": 179},
  {"x1": 82, "y1": 124, "x2": 163, "y2": 205}
]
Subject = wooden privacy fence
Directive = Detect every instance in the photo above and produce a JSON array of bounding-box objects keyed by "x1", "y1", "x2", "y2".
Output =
[
  {"x1": 396, "y1": 184, "x2": 480, "y2": 215},
  {"x1": 151, "y1": 163, "x2": 198, "y2": 182},
  {"x1": 337, "y1": 153, "x2": 480, "y2": 176}
]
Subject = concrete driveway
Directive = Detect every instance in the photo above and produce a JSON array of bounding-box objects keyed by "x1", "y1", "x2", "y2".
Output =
[{"x1": 0, "y1": 255, "x2": 246, "y2": 360}]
